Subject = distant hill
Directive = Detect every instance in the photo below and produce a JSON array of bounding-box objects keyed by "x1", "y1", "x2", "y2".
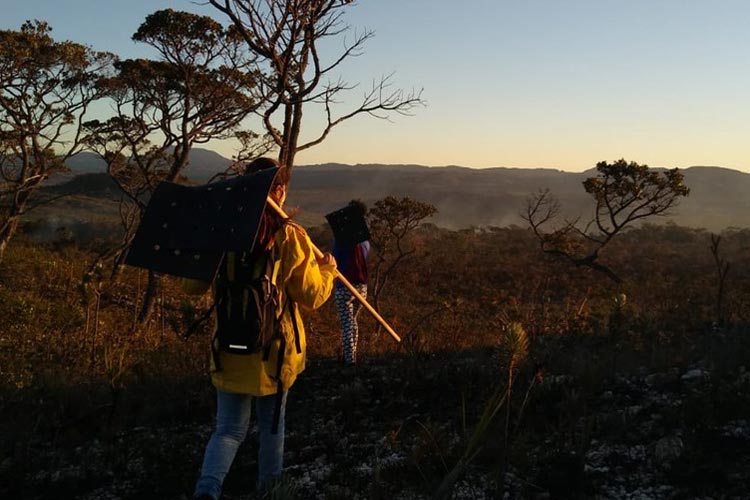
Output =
[
  {"x1": 284, "y1": 163, "x2": 588, "y2": 229},
  {"x1": 183, "y1": 149, "x2": 234, "y2": 179},
  {"x1": 65, "y1": 151, "x2": 106, "y2": 174},
  {"x1": 61, "y1": 148, "x2": 233, "y2": 180},
  {"x1": 284, "y1": 163, "x2": 750, "y2": 231},
  {"x1": 668, "y1": 166, "x2": 750, "y2": 230},
  {"x1": 46, "y1": 172, "x2": 121, "y2": 198},
  {"x1": 42, "y1": 152, "x2": 750, "y2": 232}
]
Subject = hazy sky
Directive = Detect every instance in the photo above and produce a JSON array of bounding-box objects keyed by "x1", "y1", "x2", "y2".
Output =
[{"x1": 3, "y1": 1, "x2": 749, "y2": 171}]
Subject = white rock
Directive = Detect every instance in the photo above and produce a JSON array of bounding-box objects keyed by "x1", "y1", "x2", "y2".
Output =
[
  {"x1": 681, "y1": 368, "x2": 707, "y2": 381},
  {"x1": 654, "y1": 435, "x2": 684, "y2": 464}
]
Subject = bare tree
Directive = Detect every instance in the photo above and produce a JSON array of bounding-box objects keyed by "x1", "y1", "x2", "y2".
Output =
[
  {"x1": 0, "y1": 21, "x2": 115, "y2": 263},
  {"x1": 208, "y1": 0, "x2": 425, "y2": 171},
  {"x1": 83, "y1": 9, "x2": 266, "y2": 321},
  {"x1": 523, "y1": 159, "x2": 690, "y2": 283}
]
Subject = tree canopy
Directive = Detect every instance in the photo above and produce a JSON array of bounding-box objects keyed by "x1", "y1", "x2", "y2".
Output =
[
  {"x1": 0, "y1": 21, "x2": 115, "y2": 262},
  {"x1": 524, "y1": 159, "x2": 690, "y2": 282}
]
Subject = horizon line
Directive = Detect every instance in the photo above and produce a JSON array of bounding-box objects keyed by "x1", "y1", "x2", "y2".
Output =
[{"x1": 70, "y1": 150, "x2": 748, "y2": 175}]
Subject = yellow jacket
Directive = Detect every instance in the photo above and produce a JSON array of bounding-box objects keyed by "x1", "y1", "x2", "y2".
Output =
[{"x1": 183, "y1": 221, "x2": 336, "y2": 395}]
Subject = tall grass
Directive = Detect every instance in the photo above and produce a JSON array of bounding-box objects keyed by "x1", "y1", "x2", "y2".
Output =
[{"x1": 434, "y1": 322, "x2": 529, "y2": 499}]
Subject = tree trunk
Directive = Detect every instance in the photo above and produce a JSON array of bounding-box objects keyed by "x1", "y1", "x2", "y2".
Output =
[
  {"x1": 131, "y1": 150, "x2": 190, "y2": 325},
  {"x1": 0, "y1": 185, "x2": 36, "y2": 265},
  {"x1": 278, "y1": 100, "x2": 302, "y2": 173},
  {"x1": 0, "y1": 215, "x2": 21, "y2": 265},
  {"x1": 137, "y1": 270, "x2": 160, "y2": 324}
]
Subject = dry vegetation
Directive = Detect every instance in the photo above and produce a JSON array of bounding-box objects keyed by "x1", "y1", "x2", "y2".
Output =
[
  {"x1": 5, "y1": 9, "x2": 747, "y2": 498},
  {"x1": 2, "y1": 221, "x2": 750, "y2": 499}
]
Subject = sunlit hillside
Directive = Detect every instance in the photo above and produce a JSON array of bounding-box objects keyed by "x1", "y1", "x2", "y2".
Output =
[{"x1": 31, "y1": 152, "x2": 750, "y2": 246}]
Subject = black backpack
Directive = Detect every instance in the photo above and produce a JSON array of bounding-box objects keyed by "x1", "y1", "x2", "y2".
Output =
[
  {"x1": 186, "y1": 244, "x2": 295, "y2": 435},
  {"x1": 213, "y1": 246, "x2": 280, "y2": 358}
]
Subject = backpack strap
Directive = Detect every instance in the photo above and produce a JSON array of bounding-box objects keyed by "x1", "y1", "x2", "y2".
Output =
[
  {"x1": 211, "y1": 332, "x2": 222, "y2": 372},
  {"x1": 261, "y1": 342, "x2": 273, "y2": 361},
  {"x1": 260, "y1": 245, "x2": 280, "y2": 362},
  {"x1": 271, "y1": 336, "x2": 286, "y2": 435},
  {"x1": 225, "y1": 250, "x2": 237, "y2": 281},
  {"x1": 287, "y1": 299, "x2": 302, "y2": 355}
]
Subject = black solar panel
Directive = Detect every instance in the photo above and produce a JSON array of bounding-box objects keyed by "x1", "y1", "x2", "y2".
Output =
[
  {"x1": 125, "y1": 167, "x2": 278, "y2": 281},
  {"x1": 325, "y1": 204, "x2": 370, "y2": 246}
]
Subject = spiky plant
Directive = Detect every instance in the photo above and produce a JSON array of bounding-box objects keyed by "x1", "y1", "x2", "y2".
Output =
[
  {"x1": 434, "y1": 322, "x2": 529, "y2": 500},
  {"x1": 265, "y1": 476, "x2": 299, "y2": 500},
  {"x1": 500, "y1": 321, "x2": 529, "y2": 375},
  {"x1": 501, "y1": 322, "x2": 529, "y2": 442}
]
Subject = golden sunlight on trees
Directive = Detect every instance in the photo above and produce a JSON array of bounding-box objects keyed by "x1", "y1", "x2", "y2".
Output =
[
  {"x1": 0, "y1": 21, "x2": 115, "y2": 263},
  {"x1": 523, "y1": 159, "x2": 690, "y2": 283},
  {"x1": 208, "y1": 0, "x2": 425, "y2": 171},
  {"x1": 82, "y1": 10, "x2": 267, "y2": 321}
]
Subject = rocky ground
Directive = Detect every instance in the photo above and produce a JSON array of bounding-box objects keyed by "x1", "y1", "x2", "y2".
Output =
[{"x1": 6, "y1": 351, "x2": 750, "y2": 499}]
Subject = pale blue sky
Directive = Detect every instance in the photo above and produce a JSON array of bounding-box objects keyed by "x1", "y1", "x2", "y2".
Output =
[{"x1": 3, "y1": 1, "x2": 749, "y2": 171}]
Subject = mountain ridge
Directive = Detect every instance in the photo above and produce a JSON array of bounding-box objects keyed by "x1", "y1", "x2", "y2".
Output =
[{"x1": 49, "y1": 149, "x2": 750, "y2": 231}]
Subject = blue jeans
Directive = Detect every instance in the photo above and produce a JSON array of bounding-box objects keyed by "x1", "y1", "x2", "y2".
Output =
[{"x1": 194, "y1": 390, "x2": 287, "y2": 499}]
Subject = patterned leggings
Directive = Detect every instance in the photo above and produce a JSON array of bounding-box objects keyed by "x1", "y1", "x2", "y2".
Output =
[{"x1": 334, "y1": 282, "x2": 367, "y2": 365}]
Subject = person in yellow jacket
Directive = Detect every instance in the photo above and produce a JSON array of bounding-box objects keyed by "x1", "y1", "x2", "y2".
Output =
[{"x1": 191, "y1": 158, "x2": 336, "y2": 500}]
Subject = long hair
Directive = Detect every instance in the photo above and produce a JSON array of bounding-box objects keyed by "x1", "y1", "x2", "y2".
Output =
[{"x1": 245, "y1": 158, "x2": 290, "y2": 253}]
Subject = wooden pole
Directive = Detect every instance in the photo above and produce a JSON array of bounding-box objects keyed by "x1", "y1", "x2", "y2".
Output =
[{"x1": 266, "y1": 197, "x2": 401, "y2": 343}]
